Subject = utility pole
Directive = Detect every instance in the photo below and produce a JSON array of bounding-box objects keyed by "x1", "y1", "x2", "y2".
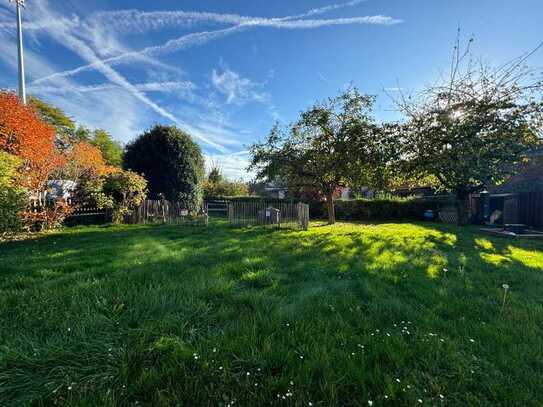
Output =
[{"x1": 11, "y1": 0, "x2": 26, "y2": 104}]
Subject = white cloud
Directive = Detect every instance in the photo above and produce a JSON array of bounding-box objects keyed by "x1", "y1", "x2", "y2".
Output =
[
  {"x1": 27, "y1": 0, "x2": 229, "y2": 152},
  {"x1": 31, "y1": 4, "x2": 401, "y2": 85},
  {"x1": 205, "y1": 151, "x2": 254, "y2": 181},
  {"x1": 211, "y1": 67, "x2": 269, "y2": 105},
  {"x1": 83, "y1": 0, "x2": 370, "y2": 34},
  {"x1": 29, "y1": 80, "x2": 196, "y2": 95},
  {"x1": 3, "y1": 0, "x2": 402, "y2": 157}
]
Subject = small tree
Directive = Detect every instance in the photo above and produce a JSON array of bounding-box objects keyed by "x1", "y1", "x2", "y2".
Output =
[
  {"x1": 75, "y1": 170, "x2": 147, "y2": 224},
  {"x1": 394, "y1": 39, "x2": 543, "y2": 223},
  {"x1": 124, "y1": 125, "x2": 205, "y2": 212},
  {"x1": 203, "y1": 163, "x2": 249, "y2": 198},
  {"x1": 103, "y1": 170, "x2": 147, "y2": 223},
  {"x1": 249, "y1": 88, "x2": 390, "y2": 224},
  {"x1": 207, "y1": 162, "x2": 224, "y2": 184}
]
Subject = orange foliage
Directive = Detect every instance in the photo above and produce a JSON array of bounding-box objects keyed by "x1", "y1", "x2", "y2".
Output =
[
  {"x1": 0, "y1": 91, "x2": 63, "y2": 192},
  {"x1": 64, "y1": 141, "x2": 111, "y2": 180}
]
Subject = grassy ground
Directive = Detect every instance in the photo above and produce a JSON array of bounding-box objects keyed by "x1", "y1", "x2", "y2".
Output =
[{"x1": 1, "y1": 220, "x2": 542, "y2": 406}]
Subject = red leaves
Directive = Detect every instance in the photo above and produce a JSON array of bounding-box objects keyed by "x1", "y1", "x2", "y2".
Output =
[
  {"x1": 0, "y1": 91, "x2": 63, "y2": 192},
  {"x1": 64, "y1": 141, "x2": 112, "y2": 180}
]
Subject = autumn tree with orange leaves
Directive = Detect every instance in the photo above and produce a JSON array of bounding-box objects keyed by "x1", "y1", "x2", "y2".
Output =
[
  {"x1": 60, "y1": 140, "x2": 113, "y2": 181},
  {"x1": 0, "y1": 91, "x2": 64, "y2": 196}
]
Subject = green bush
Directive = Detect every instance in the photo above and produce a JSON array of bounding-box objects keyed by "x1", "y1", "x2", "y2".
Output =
[{"x1": 0, "y1": 152, "x2": 27, "y2": 232}]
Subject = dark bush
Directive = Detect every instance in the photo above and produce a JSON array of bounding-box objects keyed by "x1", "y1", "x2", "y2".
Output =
[{"x1": 124, "y1": 125, "x2": 204, "y2": 212}]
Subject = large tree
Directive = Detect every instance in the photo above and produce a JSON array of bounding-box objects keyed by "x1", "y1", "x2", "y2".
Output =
[
  {"x1": 249, "y1": 88, "x2": 392, "y2": 224},
  {"x1": 394, "y1": 40, "x2": 543, "y2": 223},
  {"x1": 124, "y1": 125, "x2": 205, "y2": 211}
]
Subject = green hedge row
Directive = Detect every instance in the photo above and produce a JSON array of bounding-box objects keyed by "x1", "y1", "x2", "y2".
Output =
[{"x1": 309, "y1": 198, "x2": 453, "y2": 221}]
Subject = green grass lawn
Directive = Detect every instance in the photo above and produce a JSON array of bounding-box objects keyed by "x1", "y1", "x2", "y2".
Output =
[{"x1": 1, "y1": 220, "x2": 543, "y2": 406}]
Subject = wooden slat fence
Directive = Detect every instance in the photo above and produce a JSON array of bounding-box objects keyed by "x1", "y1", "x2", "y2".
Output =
[
  {"x1": 518, "y1": 191, "x2": 543, "y2": 229},
  {"x1": 228, "y1": 201, "x2": 309, "y2": 230},
  {"x1": 131, "y1": 199, "x2": 208, "y2": 226}
]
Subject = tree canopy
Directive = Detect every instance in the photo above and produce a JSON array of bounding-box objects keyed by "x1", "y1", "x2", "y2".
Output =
[
  {"x1": 124, "y1": 125, "x2": 205, "y2": 211},
  {"x1": 91, "y1": 129, "x2": 123, "y2": 167},
  {"x1": 0, "y1": 91, "x2": 63, "y2": 194},
  {"x1": 249, "y1": 88, "x2": 393, "y2": 224},
  {"x1": 394, "y1": 40, "x2": 543, "y2": 222}
]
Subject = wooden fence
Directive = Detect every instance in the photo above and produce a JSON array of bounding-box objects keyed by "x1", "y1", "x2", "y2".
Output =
[
  {"x1": 471, "y1": 191, "x2": 543, "y2": 229},
  {"x1": 228, "y1": 201, "x2": 309, "y2": 230},
  {"x1": 130, "y1": 199, "x2": 208, "y2": 226},
  {"x1": 518, "y1": 191, "x2": 543, "y2": 229}
]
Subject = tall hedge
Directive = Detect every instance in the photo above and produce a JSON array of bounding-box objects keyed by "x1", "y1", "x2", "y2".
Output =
[{"x1": 124, "y1": 125, "x2": 204, "y2": 211}]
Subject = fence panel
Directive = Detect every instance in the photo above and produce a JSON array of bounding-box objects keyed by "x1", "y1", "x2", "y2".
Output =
[
  {"x1": 228, "y1": 201, "x2": 309, "y2": 230},
  {"x1": 131, "y1": 199, "x2": 208, "y2": 226},
  {"x1": 518, "y1": 191, "x2": 543, "y2": 229}
]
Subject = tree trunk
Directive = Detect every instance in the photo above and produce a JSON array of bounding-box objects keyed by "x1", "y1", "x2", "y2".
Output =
[{"x1": 326, "y1": 194, "x2": 336, "y2": 225}]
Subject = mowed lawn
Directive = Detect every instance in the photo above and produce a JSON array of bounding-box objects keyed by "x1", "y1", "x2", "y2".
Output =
[{"x1": 1, "y1": 221, "x2": 543, "y2": 406}]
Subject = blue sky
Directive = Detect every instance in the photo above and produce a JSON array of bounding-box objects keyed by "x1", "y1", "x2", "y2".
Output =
[{"x1": 0, "y1": 0, "x2": 542, "y2": 179}]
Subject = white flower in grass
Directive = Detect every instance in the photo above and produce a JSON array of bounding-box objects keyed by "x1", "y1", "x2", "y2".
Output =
[
  {"x1": 502, "y1": 284, "x2": 509, "y2": 290},
  {"x1": 418, "y1": 399, "x2": 423, "y2": 403},
  {"x1": 246, "y1": 372, "x2": 250, "y2": 376},
  {"x1": 396, "y1": 378, "x2": 401, "y2": 383},
  {"x1": 469, "y1": 338, "x2": 475, "y2": 343},
  {"x1": 439, "y1": 394, "x2": 444, "y2": 399},
  {"x1": 368, "y1": 401, "x2": 373, "y2": 406}
]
